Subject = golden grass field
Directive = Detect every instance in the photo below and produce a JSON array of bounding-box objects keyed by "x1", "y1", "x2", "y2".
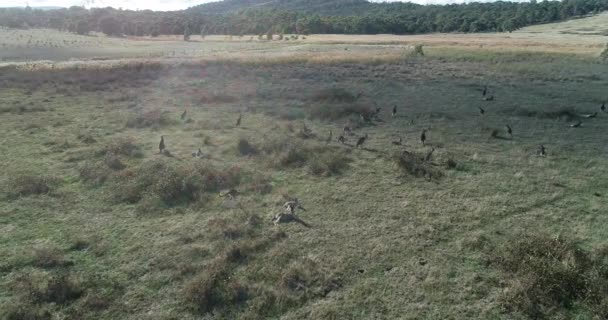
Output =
[{"x1": 1, "y1": 14, "x2": 608, "y2": 320}]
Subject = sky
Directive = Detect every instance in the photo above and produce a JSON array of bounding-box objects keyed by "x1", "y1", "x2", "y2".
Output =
[{"x1": 0, "y1": 0, "x2": 526, "y2": 11}]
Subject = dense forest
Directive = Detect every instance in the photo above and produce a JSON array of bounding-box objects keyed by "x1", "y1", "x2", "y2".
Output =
[{"x1": 0, "y1": 0, "x2": 607, "y2": 36}]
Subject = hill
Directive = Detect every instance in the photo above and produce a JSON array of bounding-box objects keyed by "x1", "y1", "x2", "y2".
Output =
[
  {"x1": 188, "y1": 0, "x2": 386, "y2": 15},
  {"x1": 1, "y1": 0, "x2": 608, "y2": 36},
  {"x1": 517, "y1": 11, "x2": 608, "y2": 35}
]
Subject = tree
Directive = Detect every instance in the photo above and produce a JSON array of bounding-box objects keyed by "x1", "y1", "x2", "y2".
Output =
[
  {"x1": 99, "y1": 16, "x2": 121, "y2": 36},
  {"x1": 75, "y1": 20, "x2": 90, "y2": 35},
  {"x1": 184, "y1": 24, "x2": 191, "y2": 41},
  {"x1": 200, "y1": 25, "x2": 207, "y2": 40}
]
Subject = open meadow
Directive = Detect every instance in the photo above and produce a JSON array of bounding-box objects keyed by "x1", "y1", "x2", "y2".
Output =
[{"x1": 1, "y1": 16, "x2": 608, "y2": 320}]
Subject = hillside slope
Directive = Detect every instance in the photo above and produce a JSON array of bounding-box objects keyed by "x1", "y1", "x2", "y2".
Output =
[
  {"x1": 188, "y1": 0, "x2": 394, "y2": 15},
  {"x1": 517, "y1": 11, "x2": 608, "y2": 35}
]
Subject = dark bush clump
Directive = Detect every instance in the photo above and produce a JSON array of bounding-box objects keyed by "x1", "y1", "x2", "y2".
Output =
[
  {"x1": 237, "y1": 138, "x2": 258, "y2": 156},
  {"x1": 104, "y1": 152, "x2": 125, "y2": 170},
  {"x1": 310, "y1": 88, "x2": 360, "y2": 103},
  {"x1": 492, "y1": 234, "x2": 608, "y2": 319},
  {"x1": 307, "y1": 103, "x2": 372, "y2": 120}
]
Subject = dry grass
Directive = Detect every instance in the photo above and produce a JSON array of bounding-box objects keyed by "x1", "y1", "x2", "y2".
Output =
[
  {"x1": 2, "y1": 32, "x2": 608, "y2": 320},
  {"x1": 2, "y1": 174, "x2": 59, "y2": 199},
  {"x1": 491, "y1": 234, "x2": 608, "y2": 319}
]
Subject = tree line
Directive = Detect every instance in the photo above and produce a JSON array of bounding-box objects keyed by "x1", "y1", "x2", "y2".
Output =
[{"x1": 0, "y1": 0, "x2": 607, "y2": 37}]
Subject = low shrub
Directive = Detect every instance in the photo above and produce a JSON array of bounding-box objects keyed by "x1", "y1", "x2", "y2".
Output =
[
  {"x1": 12, "y1": 271, "x2": 84, "y2": 305},
  {"x1": 392, "y1": 151, "x2": 442, "y2": 180},
  {"x1": 76, "y1": 132, "x2": 97, "y2": 144},
  {"x1": 112, "y1": 160, "x2": 243, "y2": 207},
  {"x1": 261, "y1": 138, "x2": 350, "y2": 176},
  {"x1": 3, "y1": 174, "x2": 59, "y2": 198},
  {"x1": 126, "y1": 109, "x2": 173, "y2": 128},
  {"x1": 78, "y1": 161, "x2": 110, "y2": 186},
  {"x1": 307, "y1": 149, "x2": 351, "y2": 177},
  {"x1": 99, "y1": 137, "x2": 142, "y2": 158},
  {"x1": 200, "y1": 93, "x2": 237, "y2": 104},
  {"x1": 310, "y1": 88, "x2": 361, "y2": 103},
  {"x1": 307, "y1": 102, "x2": 372, "y2": 120},
  {"x1": 0, "y1": 302, "x2": 51, "y2": 320},
  {"x1": 505, "y1": 106, "x2": 580, "y2": 121},
  {"x1": 103, "y1": 152, "x2": 125, "y2": 170},
  {"x1": 237, "y1": 138, "x2": 258, "y2": 156},
  {"x1": 183, "y1": 256, "x2": 246, "y2": 314},
  {"x1": 492, "y1": 234, "x2": 608, "y2": 319},
  {"x1": 31, "y1": 245, "x2": 71, "y2": 269}
]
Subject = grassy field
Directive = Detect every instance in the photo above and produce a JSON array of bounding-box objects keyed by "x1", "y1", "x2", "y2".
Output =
[
  {"x1": 2, "y1": 13, "x2": 608, "y2": 64},
  {"x1": 1, "y1": 18, "x2": 608, "y2": 320}
]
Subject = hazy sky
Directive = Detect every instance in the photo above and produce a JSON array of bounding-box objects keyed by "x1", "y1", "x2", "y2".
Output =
[{"x1": 2, "y1": 0, "x2": 527, "y2": 11}]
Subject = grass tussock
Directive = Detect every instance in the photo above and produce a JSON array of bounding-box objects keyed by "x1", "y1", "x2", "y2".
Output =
[
  {"x1": 31, "y1": 245, "x2": 71, "y2": 269},
  {"x1": 126, "y1": 109, "x2": 174, "y2": 129},
  {"x1": 308, "y1": 150, "x2": 352, "y2": 177},
  {"x1": 492, "y1": 234, "x2": 608, "y2": 319},
  {"x1": 112, "y1": 159, "x2": 243, "y2": 208},
  {"x1": 280, "y1": 262, "x2": 341, "y2": 296},
  {"x1": 505, "y1": 106, "x2": 580, "y2": 121},
  {"x1": 307, "y1": 102, "x2": 373, "y2": 120},
  {"x1": 183, "y1": 257, "x2": 248, "y2": 314},
  {"x1": 99, "y1": 137, "x2": 142, "y2": 158},
  {"x1": 76, "y1": 131, "x2": 97, "y2": 144},
  {"x1": 78, "y1": 161, "x2": 111, "y2": 186},
  {"x1": 11, "y1": 271, "x2": 84, "y2": 305},
  {"x1": 261, "y1": 138, "x2": 350, "y2": 176},
  {"x1": 0, "y1": 103, "x2": 47, "y2": 114},
  {"x1": 103, "y1": 152, "x2": 126, "y2": 170},
  {"x1": 3, "y1": 174, "x2": 59, "y2": 199},
  {"x1": 310, "y1": 88, "x2": 361, "y2": 103},
  {"x1": 392, "y1": 151, "x2": 442, "y2": 180},
  {"x1": 600, "y1": 43, "x2": 608, "y2": 61},
  {"x1": 237, "y1": 138, "x2": 258, "y2": 156},
  {"x1": 200, "y1": 92, "x2": 237, "y2": 104},
  {"x1": 0, "y1": 302, "x2": 51, "y2": 320}
]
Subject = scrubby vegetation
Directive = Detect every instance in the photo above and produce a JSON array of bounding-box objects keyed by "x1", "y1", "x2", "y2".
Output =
[
  {"x1": 2, "y1": 174, "x2": 59, "y2": 199},
  {"x1": 491, "y1": 234, "x2": 608, "y2": 319},
  {"x1": 111, "y1": 160, "x2": 243, "y2": 207}
]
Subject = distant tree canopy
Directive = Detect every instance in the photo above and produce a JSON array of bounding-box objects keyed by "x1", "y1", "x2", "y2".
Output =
[{"x1": 0, "y1": 0, "x2": 607, "y2": 36}]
